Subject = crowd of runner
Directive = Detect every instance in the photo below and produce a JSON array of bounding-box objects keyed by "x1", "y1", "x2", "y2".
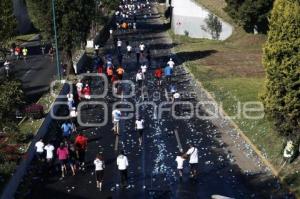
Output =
[{"x1": 33, "y1": 0, "x2": 199, "y2": 193}]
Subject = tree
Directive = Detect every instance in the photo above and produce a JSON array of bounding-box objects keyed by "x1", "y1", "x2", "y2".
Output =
[
  {"x1": 224, "y1": 0, "x2": 274, "y2": 33},
  {"x1": 203, "y1": 13, "x2": 222, "y2": 40},
  {"x1": 262, "y1": 0, "x2": 300, "y2": 137},
  {"x1": 27, "y1": 0, "x2": 96, "y2": 74},
  {"x1": 26, "y1": 0, "x2": 52, "y2": 40},
  {"x1": 0, "y1": 0, "x2": 17, "y2": 57},
  {"x1": 224, "y1": 0, "x2": 245, "y2": 20},
  {"x1": 0, "y1": 80, "x2": 24, "y2": 122},
  {"x1": 25, "y1": 0, "x2": 118, "y2": 75},
  {"x1": 55, "y1": 0, "x2": 95, "y2": 75}
]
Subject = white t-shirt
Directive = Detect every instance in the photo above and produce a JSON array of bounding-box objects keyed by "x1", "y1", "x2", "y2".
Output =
[
  {"x1": 94, "y1": 159, "x2": 105, "y2": 171},
  {"x1": 35, "y1": 141, "x2": 44, "y2": 153},
  {"x1": 112, "y1": 109, "x2": 121, "y2": 122},
  {"x1": 135, "y1": 119, "x2": 144, "y2": 129},
  {"x1": 44, "y1": 144, "x2": 55, "y2": 159},
  {"x1": 76, "y1": 82, "x2": 83, "y2": 91},
  {"x1": 70, "y1": 109, "x2": 77, "y2": 117},
  {"x1": 167, "y1": 60, "x2": 175, "y2": 69},
  {"x1": 117, "y1": 40, "x2": 122, "y2": 47},
  {"x1": 127, "y1": 45, "x2": 132, "y2": 52},
  {"x1": 141, "y1": 65, "x2": 147, "y2": 73},
  {"x1": 139, "y1": 44, "x2": 145, "y2": 51},
  {"x1": 67, "y1": 93, "x2": 73, "y2": 102},
  {"x1": 186, "y1": 147, "x2": 198, "y2": 164},
  {"x1": 173, "y1": 93, "x2": 180, "y2": 99},
  {"x1": 136, "y1": 73, "x2": 143, "y2": 81},
  {"x1": 117, "y1": 155, "x2": 129, "y2": 170},
  {"x1": 175, "y1": 156, "x2": 185, "y2": 169}
]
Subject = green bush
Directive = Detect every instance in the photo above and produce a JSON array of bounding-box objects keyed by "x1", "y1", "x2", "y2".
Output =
[
  {"x1": 262, "y1": 0, "x2": 300, "y2": 137},
  {"x1": 0, "y1": 161, "x2": 16, "y2": 178}
]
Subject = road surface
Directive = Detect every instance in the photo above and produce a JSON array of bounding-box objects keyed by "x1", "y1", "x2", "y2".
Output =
[{"x1": 16, "y1": 1, "x2": 294, "y2": 199}]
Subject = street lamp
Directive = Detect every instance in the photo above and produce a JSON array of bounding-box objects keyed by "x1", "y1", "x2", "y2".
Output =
[{"x1": 51, "y1": 0, "x2": 61, "y2": 80}]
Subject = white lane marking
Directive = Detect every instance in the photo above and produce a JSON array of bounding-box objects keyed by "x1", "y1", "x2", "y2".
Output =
[
  {"x1": 164, "y1": 88, "x2": 169, "y2": 101},
  {"x1": 174, "y1": 129, "x2": 183, "y2": 152},
  {"x1": 211, "y1": 195, "x2": 235, "y2": 199},
  {"x1": 114, "y1": 135, "x2": 119, "y2": 151},
  {"x1": 22, "y1": 69, "x2": 32, "y2": 80}
]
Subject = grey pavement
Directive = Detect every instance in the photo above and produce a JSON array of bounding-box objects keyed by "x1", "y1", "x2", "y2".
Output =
[{"x1": 2, "y1": 38, "x2": 57, "y2": 102}]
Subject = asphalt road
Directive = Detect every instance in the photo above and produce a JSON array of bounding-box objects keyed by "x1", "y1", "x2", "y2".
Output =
[
  {"x1": 1, "y1": 40, "x2": 57, "y2": 103},
  {"x1": 17, "y1": 1, "x2": 294, "y2": 199}
]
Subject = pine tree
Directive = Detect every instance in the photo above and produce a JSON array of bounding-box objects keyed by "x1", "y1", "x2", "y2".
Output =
[{"x1": 262, "y1": 0, "x2": 300, "y2": 136}]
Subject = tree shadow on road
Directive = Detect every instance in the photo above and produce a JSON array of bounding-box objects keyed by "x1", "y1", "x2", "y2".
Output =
[{"x1": 155, "y1": 50, "x2": 217, "y2": 66}]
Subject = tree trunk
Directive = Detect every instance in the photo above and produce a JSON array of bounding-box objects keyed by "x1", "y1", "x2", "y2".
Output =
[{"x1": 64, "y1": 50, "x2": 75, "y2": 76}]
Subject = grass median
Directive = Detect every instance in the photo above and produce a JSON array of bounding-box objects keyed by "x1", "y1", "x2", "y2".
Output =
[{"x1": 167, "y1": 0, "x2": 300, "y2": 196}]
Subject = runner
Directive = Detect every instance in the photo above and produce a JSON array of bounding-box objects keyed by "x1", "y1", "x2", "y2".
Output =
[
  {"x1": 136, "y1": 70, "x2": 143, "y2": 88},
  {"x1": 82, "y1": 84, "x2": 91, "y2": 100},
  {"x1": 56, "y1": 143, "x2": 69, "y2": 179},
  {"x1": 139, "y1": 42, "x2": 145, "y2": 56},
  {"x1": 22, "y1": 47, "x2": 28, "y2": 60},
  {"x1": 48, "y1": 47, "x2": 54, "y2": 61},
  {"x1": 154, "y1": 66, "x2": 163, "y2": 86},
  {"x1": 97, "y1": 63, "x2": 104, "y2": 74},
  {"x1": 4, "y1": 60, "x2": 10, "y2": 77},
  {"x1": 117, "y1": 38, "x2": 122, "y2": 53},
  {"x1": 44, "y1": 142, "x2": 55, "y2": 164},
  {"x1": 185, "y1": 143, "x2": 198, "y2": 179},
  {"x1": 167, "y1": 58, "x2": 175, "y2": 73},
  {"x1": 135, "y1": 46, "x2": 140, "y2": 64},
  {"x1": 172, "y1": 91, "x2": 180, "y2": 103},
  {"x1": 133, "y1": 22, "x2": 137, "y2": 30},
  {"x1": 109, "y1": 28, "x2": 113, "y2": 38},
  {"x1": 15, "y1": 46, "x2": 21, "y2": 60},
  {"x1": 117, "y1": 150, "x2": 129, "y2": 188},
  {"x1": 94, "y1": 154, "x2": 105, "y2": 191},
  {"x1": 69, "y1": 107, "x2": 78, "y2": 125},
  {"x1": 126, "y1": 43, "x2": 132, "y2": 57},
  {"x1": 175, "y1": 152, "x2": 186, "y2": 181},
  {"x1": 107, "y1": 66, "x2": 114, "y2": 83},
  {"x1": 164, "y1": 64, "x2": 172, "y2": 83},
  {"x1": 94, "y1": 44, "x2": 99, "y2": 56},
  {"x1": 112, "y1": 107, "x2": 121, "y2": 135},
  {"x1": 68, "y1": 144, "x2": 77, "y2": 176},
  {"x1": 170, "y1": 84, "x2": 177, "y2": 95},
  {"x1": 35, "y1": 139, "x2": 44, "y2": 161},
  {"x1": 116, "y1": 66, "x2": 125, "y2": 80},
  {"x1": 135, "y1": 117, "x2": 145, "y2": 146},
  {"x1": 61, "y1": 121, "x2": 73, "y2": 140},
  {"x1": 141, "y1": 63, "x2": 147, "y2": 80},
  {"x1": 75, "y1": 133, "x2": 88, "y2": 170},
  {"x1": 76, "y1": 79, "x2": 83, "y2": 101},
  {"x1": 67, "y1": 91, "x2": 74, "y2": 110}
]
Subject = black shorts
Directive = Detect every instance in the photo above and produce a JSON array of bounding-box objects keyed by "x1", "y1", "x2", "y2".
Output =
[
  {"x1": 190, "y1": 163, "x2": 197, "y2": 170},
  {"x1": 59, "y1": 159, "x2": 67, "y2": 166},
  {"x1": 96, "y1": 170, "x2": 104, "y2": 182},
  {"x1": 137, "y1": 129, "x2": 143, "y2": 137}
]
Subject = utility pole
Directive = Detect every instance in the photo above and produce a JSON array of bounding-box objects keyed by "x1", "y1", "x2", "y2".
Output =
[{"x1": 51, "y1": 0, "x2": 61, "y2": 80}]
